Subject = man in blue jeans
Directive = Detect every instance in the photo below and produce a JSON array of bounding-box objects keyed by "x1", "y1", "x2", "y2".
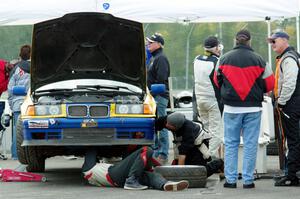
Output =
[
  {"x1": 214, "y1": 29, "x2": 275, "y2": 188},
  {"x1": 146, "y1": 33, "x2": 170, "y2": 164}
]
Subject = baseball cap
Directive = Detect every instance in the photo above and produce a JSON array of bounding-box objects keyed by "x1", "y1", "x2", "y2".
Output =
[
  {"x1": 236, "y1": 29, "x2": 251, "y2": 41},
  {"x1": 204, "y1": 36, "x2": 219, "y2": 48},
  {"x1": 146, "y1": 33, "x2": 164, "y2": 47},
  {"x1": 267, "y1": 31, "x2": 289, "y2": 43}
]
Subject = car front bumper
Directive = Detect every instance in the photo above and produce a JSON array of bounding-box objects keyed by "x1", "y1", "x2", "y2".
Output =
[{"x1": 21, "y1": 117, "x2": 155, "y2": 146}]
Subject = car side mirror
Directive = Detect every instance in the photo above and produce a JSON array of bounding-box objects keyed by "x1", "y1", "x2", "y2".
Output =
[
  {"x1": 12, "y1": 86, "x2": 27, "y2": 96},
  {"x1": 150, "y1": 84, "x2": 166, "y2": 95}
]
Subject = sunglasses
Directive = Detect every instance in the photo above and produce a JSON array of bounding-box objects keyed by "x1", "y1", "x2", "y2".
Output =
[{"x1": 271, "y1": 40, "x2": 276, "y2": 44}]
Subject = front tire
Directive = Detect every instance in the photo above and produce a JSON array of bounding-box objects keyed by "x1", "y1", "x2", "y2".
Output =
[
  {"x1": 16, "y1": 117, "x2": 28, "y2": 164},
  {"x1": 25, "y1": 146, "x2": 45, "y2": 172},
  {"x1": 16, "y1": 116, "x2": 45, "y2": 172}
]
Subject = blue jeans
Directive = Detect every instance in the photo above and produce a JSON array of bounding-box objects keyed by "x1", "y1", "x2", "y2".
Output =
[
  {"x1": 223, "y1": 111, "x2": 261, "y2": 185},
  {"x1": 153, "y1": 96, "x2": 169, "y2": 159},
  {"x1": 11, "y1": 111, "x2": 20, "y2": 159}
]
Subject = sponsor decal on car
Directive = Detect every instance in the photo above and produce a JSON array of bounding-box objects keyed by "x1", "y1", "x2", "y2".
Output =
[{"x1": 28, "y1": 120, "x2": 49, "y2": 128}]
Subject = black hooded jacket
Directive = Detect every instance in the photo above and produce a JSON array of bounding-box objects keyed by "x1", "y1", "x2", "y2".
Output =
[{"x1": 155, "y1": 116, "x2": 210, "y2": 165}]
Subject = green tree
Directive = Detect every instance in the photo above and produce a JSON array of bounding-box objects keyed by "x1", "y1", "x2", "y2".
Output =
[{"x1": 0, "y1": 25, "x2": 32, "y2": 60}]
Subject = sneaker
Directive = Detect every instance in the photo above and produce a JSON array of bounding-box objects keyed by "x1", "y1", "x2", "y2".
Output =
[
  {"x1": 223, "y1": 182, "x2": 237, "y2": 188},
  {"x1": 163, "y1": 180, "x2": 189, "y2": 191},
  {"x1": 243, "y1": 183, "x2": 255, "y2": 188},
  {"x1": 274, "y1": 176, "x2": 299, "y2": 186},
  {"x1": 124, "y1": 176, "x2": 148, "y2": 190}
]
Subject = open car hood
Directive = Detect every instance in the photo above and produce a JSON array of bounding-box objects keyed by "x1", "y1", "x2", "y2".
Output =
[{"x1": 31, "y1": 12, "x2": 146, "y2": 93}]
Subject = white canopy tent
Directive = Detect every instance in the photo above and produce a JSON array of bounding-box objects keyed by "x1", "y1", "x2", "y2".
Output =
[
  {"x1": 0, "y1": 0, "x2": 299, "y2": 25},
  {"x1": 1, "y1": 0, "x2": 300, "y2": 89}
]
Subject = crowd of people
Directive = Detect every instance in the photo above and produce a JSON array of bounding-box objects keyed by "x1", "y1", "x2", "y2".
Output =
[
  {"x1": 82, "y1": 29, "x2": 299, "y2": 190},
  {"x1": 0, "y1": 29, "x2": 299, "y2": 191}
]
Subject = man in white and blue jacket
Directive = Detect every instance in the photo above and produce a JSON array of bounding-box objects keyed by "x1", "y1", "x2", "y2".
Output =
[{"x1": 8, "y1": 44, "x2": 31, "y2": 160}]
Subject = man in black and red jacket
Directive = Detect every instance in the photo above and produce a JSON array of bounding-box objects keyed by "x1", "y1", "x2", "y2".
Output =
[{"x1": 213, "y1": 29, "x2": 275, "y2": 189}]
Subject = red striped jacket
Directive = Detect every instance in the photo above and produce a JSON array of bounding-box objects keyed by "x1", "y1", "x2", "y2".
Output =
[{"x1": 213, "y1": 44, "x2": 274, "y2": 107}]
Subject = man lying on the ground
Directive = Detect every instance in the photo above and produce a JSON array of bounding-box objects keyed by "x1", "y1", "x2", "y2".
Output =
[
  {"x1": 155, "y1": 112, "x2": 224, "y2": 177},
  {"x1": 82, "y1": 146, "x2": 189, "y2": 191}
]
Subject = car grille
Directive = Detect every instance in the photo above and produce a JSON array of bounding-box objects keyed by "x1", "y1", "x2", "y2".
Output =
[
  {"x1": 63, "y1": 128, "x2": 115, "y2": 141},
  {"x1": 90, "y1": 105, "x2": 109, "y2": 117},
  {"x1": 68, "y1": 105, "x2": 109, "y2": 117}
]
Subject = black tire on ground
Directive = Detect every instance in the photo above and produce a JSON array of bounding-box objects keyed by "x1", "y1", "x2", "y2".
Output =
[
  {"x1": 25, "y1": 146, "x2": 45, "y2": 172},
  {"x1": 16, "y1": 116, "x2": 28, "y2": 164},
  {"x1": 154, "y1": 165, "x2": 207, "y2": 188}
]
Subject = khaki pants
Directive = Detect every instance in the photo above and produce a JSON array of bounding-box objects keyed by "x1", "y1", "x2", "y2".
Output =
[{"x1": 196, "y1": 96, "x2": 223, "y2": 158}]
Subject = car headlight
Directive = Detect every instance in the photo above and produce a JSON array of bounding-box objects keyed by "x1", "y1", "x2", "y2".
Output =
[
  {"x1": 117, "y1": 105, "x2": 129, "y2": 114},
  {"x1": 131, "y1": 104, "x2": 143, "y2": 113},
  {"x1": 35, "y1": 106, "x2": 47, "y2": 115},
  {"x1": 116, "y1": 104, "x2": 143, "y2": 114},
  {"x1": 35, "y1": 105, "x2": 62, "y2": 116},
  {"x1": 49, "y1": 105, "x2": 60, "y2": 115}
]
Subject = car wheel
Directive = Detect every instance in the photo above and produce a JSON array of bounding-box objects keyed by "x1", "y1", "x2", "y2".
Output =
[
  {"x1": 154, "y1": 165, "x2": 207, "y2": 188},
  {"x1": 25, "y1": 146, "x2": 45, "y2": 172},
  {"x1": 16, "y1": 116, "x2": 28, "y2": 164}
]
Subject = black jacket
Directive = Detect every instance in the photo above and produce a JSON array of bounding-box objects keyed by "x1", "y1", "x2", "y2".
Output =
[
  {"x1": 215, "y1": 44, "x2": 270, "y2": 107},
  {"x1": 156, "y1": 116, "x2": 201, "y2": 155},
  {"x1": 155, "y1": 116, "x2": 210, "y2": 165},
  {"x1": 147, "y1": 48, "x2": 170, "y2": 99}
]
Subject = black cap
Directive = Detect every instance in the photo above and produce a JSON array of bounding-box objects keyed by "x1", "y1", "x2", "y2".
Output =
[
  {"x1": 236, "y1": 29, "x2": 251, "y2": 41},
  {"x1": 204, "y1": 36, "x2": 219, "y2": 48},
  {"x1": 146, "y1": 33, "x2": 164, "y2": 47}
]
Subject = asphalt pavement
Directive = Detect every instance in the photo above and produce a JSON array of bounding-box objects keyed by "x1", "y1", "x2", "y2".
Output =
[{"x1": 0, "y1": 155, "x2": 299, "y2": 199}]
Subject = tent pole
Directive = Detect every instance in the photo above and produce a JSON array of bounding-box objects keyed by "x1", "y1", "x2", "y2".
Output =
[
  {"x1": 219, "y1": 22, "x2": 223, "y2": 42},
  {"x1": 185, "y1": 23, "x2": 195, "y2": 89},
  {"x1": 296, "y1": 15, "x2": 300, "y2": 52},
  {"x1": 144, "y1": 23, "x2": 150, "y2": 32},
  {"x1": 266, "y1": 17, "x2": 272, "y2": 69}
]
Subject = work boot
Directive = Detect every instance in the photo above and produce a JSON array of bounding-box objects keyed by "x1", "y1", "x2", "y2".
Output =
[
  {"x1": 223, "y1": 182, "x2": 237, "y2": 188},
  {"x1": 243, "y1": 183, "x2": 255, "y2": 188},
  {"x1": 163, "y1": 180, "x2": 189, "y2": 191},
  {"x1": 274, "y1": 176, "x2": 299, "y2": 186},
  {"x1": 124, "y1": 176, "x2": 148, "y2": 190}
]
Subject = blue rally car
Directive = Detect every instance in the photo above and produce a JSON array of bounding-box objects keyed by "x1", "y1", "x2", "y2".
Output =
[{"x1": 16, "y1": 12, "x2": 164, "y2": 172}]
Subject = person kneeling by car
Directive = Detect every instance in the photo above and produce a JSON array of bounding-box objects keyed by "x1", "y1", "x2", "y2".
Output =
[
  {"x1": 82, "y1": 146, "x2": 189, "y2": 191},
  {"x1": 155, "y1": 112, "x2": 224, "y2": 177}
]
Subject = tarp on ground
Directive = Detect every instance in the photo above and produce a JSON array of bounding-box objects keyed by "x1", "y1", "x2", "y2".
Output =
[{"x1": 0, "y1": 0, "x2": 299, "y2": 25}]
